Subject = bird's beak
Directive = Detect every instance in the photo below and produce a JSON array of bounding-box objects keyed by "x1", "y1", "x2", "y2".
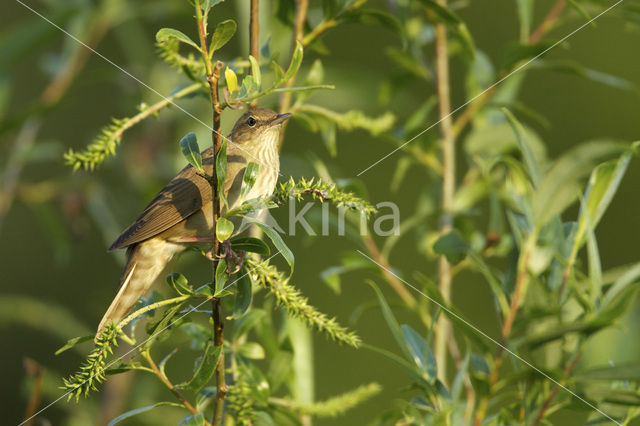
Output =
[{"x1": 270, "y1": 113, "x2": 292, "y2": 126}]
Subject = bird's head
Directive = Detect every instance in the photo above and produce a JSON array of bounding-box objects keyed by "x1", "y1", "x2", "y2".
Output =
[{"x1": 230, "y1": 108, "x2": 291, "y2": 146}]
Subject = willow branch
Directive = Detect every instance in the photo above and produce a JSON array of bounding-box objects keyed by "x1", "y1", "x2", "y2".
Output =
[
  {"x1": 362, "y1": 235, "x2": 416, "y2": 307},
  {"x1": 22, "y1": 359, "x2": 43, "y2": 426},
  {"x1": 452, "y1": 0, "x2": 567, "y2": 137},
  {"x1": 532, "y1": 351, "x2": 581, "y2": 426},
  {"x1": 430, "y1": 0, "x2": 455, "y2": 386},
  {"x1": 143, "y1": 351, "x2": 206, "y2": 422},
  {"x1": 301, "y1": 0, "x2": 368, "y2": 47},
  {"x1": 278, "y1": 0, "x2": 308, "y2": 144},
  {"x1": 249, "y1": 0, "x2": 259, "y2": 109},
  {"x1": 530, "y1": 0, "x2": 566, "y2": 44}
]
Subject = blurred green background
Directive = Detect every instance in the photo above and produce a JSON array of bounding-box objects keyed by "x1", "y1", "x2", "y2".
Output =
[{"x1": 1, "y1": 0, "x2": 639, "y2": 424}]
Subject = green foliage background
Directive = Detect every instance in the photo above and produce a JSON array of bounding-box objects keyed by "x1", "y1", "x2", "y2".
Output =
[{"x1": 1, "y1": 0, "x2": 640, "y2": 425}]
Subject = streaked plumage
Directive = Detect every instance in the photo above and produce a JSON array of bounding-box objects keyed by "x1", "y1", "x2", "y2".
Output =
[{"x1": 97, "y1": 109, "x2": 289, "y2": 335}]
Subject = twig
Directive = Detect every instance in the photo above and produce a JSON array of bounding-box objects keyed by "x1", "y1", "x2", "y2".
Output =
[
  {"x1": 474, "y1": 234, "x2": 536, "y2": 425},
  {"x1": 22, "y1": 359, "x2": 43, "y2": 426},
  {"x1": 451, "y1": 0, "x2": 567, "y2": 137},
  {"x1": 446, "y1": 338, "x2": 475, "y2": 424},
  {"x1": 300, "y1": 0, "x2": 368, "y2": 47},
  {"x1": 1, "y1": 11, "x2": 112, "y2": 232},
  {"x1": 362, "y1": 235, "x2": 416, "y2": 307},
  {"x1": 249, "y1": 0, "x2": 259, "y2": 109},
  {"x1": 531, "y1": 350, "x2": 581, "y2": 425},
  {"x1": 195, "y1": 2, "x2": 226, "y2": 423},
  {"x1": 144, "y1": 351, "x2": 207, "y2": 422},
  {"x1": 430, "y1": 0, "x2": 456, "y2": 386},
  {"x1": 530, "y1": 0, "x2": 567, "y2": 44},
  {"x1": 212, "y1": 298, "x2": 228, "y2": 425},
  {"x1": 278, "y1": 0, "x2": 308, "y2": 146}
]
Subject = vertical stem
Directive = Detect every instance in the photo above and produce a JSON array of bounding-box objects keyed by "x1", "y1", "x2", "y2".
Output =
[
  {"x1": 210, "y1": 59, "x2": 226, "y2": 426},
  {"x1": 432, "y1": 0, "x2": 455, "y2": 385},
  {"x1": 278, "y1": 0, "x2": 308, "y2": 145},
  {"x1": 195, "y1": 2, "x2": 226, "y2": 423},
  {"x1": 249, "y1": 0, "x2": 259, "y2": 109}
]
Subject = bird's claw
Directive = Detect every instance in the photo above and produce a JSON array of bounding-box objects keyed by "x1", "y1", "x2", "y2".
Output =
[{"x1": 221, "y1": 240, "x2": 245, "y2": 274}]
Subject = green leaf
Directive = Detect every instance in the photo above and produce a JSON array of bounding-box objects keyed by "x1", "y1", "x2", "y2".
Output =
[
  {"x1": 178, "y1": 341, "x2": 222, "y2": 393},
  {"x1": 339, "y1": 9, "x2": 404, "y2": 42},
  {"x1": 245, "y1": 218, "x2": 294, "y2": 272},
  {"x1": 216, "y1": 139, "x2": 228, "y2": 209},
  {"x1": 55, "y1": 335, "x2": 94, "y2": 355},
  {"x1": 179, "y1": 132, "x2": 204, "y2": 174},
  {"x1": 516, "y1": 0, "x2": 534, "y2": 40},
  {"x1": 304, "y1": 59, "x2": 324, "y2": 86},
  {"x1": 166, "y1": 273, "x2": 193, "y2": 295},
  {"x1": 385, "y1": 48, "x2": 431, "y2": 80},
  {"x1": 108, "y1": 402, "x2": 183, "y2": 425},
  {"x1": 232, "y1": 272, "x2": 252, "y2": 318},
  {"x1": 532, "y1": 140, "x2": 627, "y2": 227},
  {"x1": 214, "y1": 259, "x2": 229, "y2": 296},
  {"x1": 178, "y1": 413, "x2": 205, "y2": 426},
  {"x1": 249, "y1": 55, "x2": 262, "y2": 90},
  {"x1": 209, "y1": 19, "x2": 237, "y2": 53},
  {"x1": 216, "y1": 217, "x2": 234, "y2": 242},
  {"x1": 573, "y1": 153, "x2": 632, "y2": 253},
  {"x1": 204, "y1": 0, "x2": 225, "y2": 14},
  {"x1": 576, "y1": 363, "x2": 640, "y2": 382},
  {"x1": 502, "y1": 108, "x2": 543, "y2": 186},
  {"x1": 401, "y1": 324, "x2": 437, "y2": 382},
  {"x1": 283, "y1": 41, "x2": 303, "y2": 83},
  {"x1": 500, "y1": 40, "x2": 554, "y2": 70},
  {"x1": 241, "y1": 162, "x2": 260, "y2": 200},
  {"x1": 145, "y1": 303, "x2": 186, "y2": 344},
  {"x1": 433, "y1": 231, "x2": 468, "y2": 265},
  {"x1": 367, "y1": 281, "x2": 413, "y2": 361},
  {"x1": 230, "y1": 236, "x2": 270, "y2": 256},
  {"x1": 537, "y1": 60, "x2": 636, "y2": 91},
  {"x1": 237, "y1": 342, "x2": 265, "y2": 359},
  {"x1": 156, "y1": 28, "x2": 200, "y2": 51},
  {"x1": 598, "y1": 262, "x2": 640, "y2": 322},
  {"x1": 232, "y1": 309, "x2": 265, "y2": 340}
]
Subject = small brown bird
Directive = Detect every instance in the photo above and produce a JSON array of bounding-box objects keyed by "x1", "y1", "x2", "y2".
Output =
[{"x1": 97, "y1": 108, "x2": 290, "y2": 335}]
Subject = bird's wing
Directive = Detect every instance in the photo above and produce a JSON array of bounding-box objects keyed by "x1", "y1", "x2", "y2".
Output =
[
  {"x1": 109, "y1": 145, "x2": 252, "y2": 250},
  {"x1": 109, "y1": 148, "x2": 216, "y2": 250}
]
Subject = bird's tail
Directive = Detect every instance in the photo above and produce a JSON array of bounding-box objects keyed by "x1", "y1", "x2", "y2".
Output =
[{"x1": 96, "y1": 239, "x2": 180, "y2": 339}]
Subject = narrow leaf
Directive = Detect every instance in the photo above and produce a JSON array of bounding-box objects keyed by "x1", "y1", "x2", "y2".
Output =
[
  {"x1": 178, "y1": 341, "x2": 221, "y2": 393},
  {"x1": 156, "y1": 28, "x2": 200, "y2": 50},
  {"x1": 55, "y1": 335, "x2": 94, "y2": 355},
  {"x1": 216, "y1": 139, "x2": 228, "y2": 209},
  {"x1": 232, "y1": 272, "x2": 252, "y2": 318},
  {"x1": 179, "y1": 133, "x2": 204, "y2": 174},
  {"x1": 248, "y1": 55, "x2": 261, "y2": 90},
  {"x1": 166, "y1": 273, "x2": 193, "y2": 295},
  {"x1": 230, "y1": 236, "x2": 270, "y2": 256},
  {"x1": 108, "y1": 402, "x2": 183, "y2": 426},
  {"x1": 214, "y1": 259, "x2": 229, "y2": 296},
  {"x1": 245, "y1": 218, "x2": 294, "y2": 272},
  {"x1": 283, "y1": 41, "x2": 303, "y2": 83},
  {"x1": 241, "y1": 162, "x2": 260, "y2": 200},
  {"x1": 367, "y1": 281, "x2": 413, "y2": 361}
]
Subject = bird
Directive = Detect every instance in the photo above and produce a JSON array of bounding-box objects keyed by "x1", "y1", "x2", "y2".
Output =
[{"x1": 96, "y1": 108, "x2": 290, "y2": 336}]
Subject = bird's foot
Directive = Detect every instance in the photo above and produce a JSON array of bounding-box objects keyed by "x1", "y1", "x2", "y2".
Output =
[{"x1": 221, "y1": 240, "x2": 246, "y2": 274}]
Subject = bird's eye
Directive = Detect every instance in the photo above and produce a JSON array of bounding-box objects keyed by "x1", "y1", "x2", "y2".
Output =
[{"x1": 247, "y1": 117, "x2": 256, "y2": 126}]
